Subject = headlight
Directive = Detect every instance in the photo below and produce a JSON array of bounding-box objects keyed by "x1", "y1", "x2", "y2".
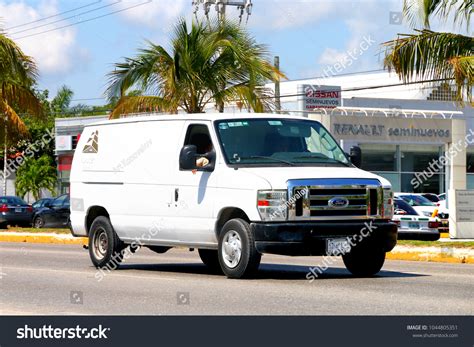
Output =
[
  {"x1": 422, "y1": 211, "x2": 433, "y2": 217},
  {"x1": 257, "y1": 190, "x2": 287, "y2": 221},
  {"x1": 382, "y1": 188, "x2": 394, "y2": 219}
]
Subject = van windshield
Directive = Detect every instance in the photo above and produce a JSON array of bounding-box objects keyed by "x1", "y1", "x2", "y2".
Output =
[{"x1": 215, "y1": 119, "x2": 350, "y2": 167}]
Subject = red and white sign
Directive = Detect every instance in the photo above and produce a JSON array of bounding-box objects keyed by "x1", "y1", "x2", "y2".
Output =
[{"x1": 299, "y1": 85, "x2": 342, "y2": 110}]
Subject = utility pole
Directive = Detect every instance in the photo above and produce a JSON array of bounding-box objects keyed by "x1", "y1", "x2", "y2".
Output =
[
  {"x1": 274, "y1": 56, "x2": 281, "y2": 113},
  {"x1": 192, "y1": 0, "x2": 253, "y2": 24}
]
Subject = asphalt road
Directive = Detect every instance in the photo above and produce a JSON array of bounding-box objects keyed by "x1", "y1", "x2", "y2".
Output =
[{"x1": 0, "y1": 242, "x2": 473, "y2": 315}]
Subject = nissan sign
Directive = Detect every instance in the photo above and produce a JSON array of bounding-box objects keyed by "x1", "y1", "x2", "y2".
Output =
[{"x1": 298, "y1": 84, "x2": 342, "y2": 111}]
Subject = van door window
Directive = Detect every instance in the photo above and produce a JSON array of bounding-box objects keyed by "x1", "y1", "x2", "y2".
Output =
[{"x1": 184, "y1": 124, "x2": 214, "y2": 168}]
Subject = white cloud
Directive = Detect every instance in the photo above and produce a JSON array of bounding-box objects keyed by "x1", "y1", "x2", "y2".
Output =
[
  {"x1": 0, "y1": 0, "x2": 81, "y2": 75},
  {"x1": 115, "y1": 0, "x2": 187, "y2": 31},
  {"x1": 251, "y1": 0, "x2": 338, "y2": 30}
]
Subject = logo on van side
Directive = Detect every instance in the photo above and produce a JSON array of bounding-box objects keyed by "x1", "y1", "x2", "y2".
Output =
[{"x1": 83, "y1": 130, "x2": 99, "y2": 154}]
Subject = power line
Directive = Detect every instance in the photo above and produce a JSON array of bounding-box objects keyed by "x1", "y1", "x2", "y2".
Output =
[
  {"x1": 10, "y1": 1, "x2": 122, "y2": 36},
  {"x1": 14, "y1": 1, "x2": 152, "y2": 40},
  {"x1": 5, "y1": 1, "x2": 101, "y2": 30},
  {"x1": 259, "y1": 78, "x2": 454, "y2": 100}
]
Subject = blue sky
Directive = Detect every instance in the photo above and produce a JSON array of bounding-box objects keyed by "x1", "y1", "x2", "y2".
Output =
[{"x1": 0, "y1": 0, "x2": 446, "y2": 106}]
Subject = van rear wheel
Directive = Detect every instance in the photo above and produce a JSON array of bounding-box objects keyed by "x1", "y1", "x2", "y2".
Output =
[
  {"x1": 342, "y1": 247, "x2": 386, "y2": 277},
  {"x1": 89, "y1": 216, "x2": 125, "y2": 269},
  {"x1": 218, "y1": 218, "x2": 261, "y2": 279}
]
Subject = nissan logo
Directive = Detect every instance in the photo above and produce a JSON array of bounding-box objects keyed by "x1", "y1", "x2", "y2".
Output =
[{"x1": 328, "y1": 197, "x2": 349, "y2": 209}]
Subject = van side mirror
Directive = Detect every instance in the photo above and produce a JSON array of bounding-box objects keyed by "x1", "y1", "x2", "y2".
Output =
[
  {"x1": 349, "y1": 146, "x2": 362, "y2": 168},
  {"x1": 179, "y1": 145, "x2": 198, "y2": 170}
]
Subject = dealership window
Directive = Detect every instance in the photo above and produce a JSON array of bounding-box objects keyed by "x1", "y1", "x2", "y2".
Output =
[
  {"x1": 360, "y1": 144, "x2": 396, "y2": 172},
  {"x1": 357, "y1": 143, "x2": 445, "y2": 194},
  {"x1": 468, "y1": 148, "x2": 474, "y2": 189}
]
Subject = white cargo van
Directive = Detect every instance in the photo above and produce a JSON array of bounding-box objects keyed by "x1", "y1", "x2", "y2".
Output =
[{"x1": 70, "y1": 113, "x2": 397, "y2": 279}]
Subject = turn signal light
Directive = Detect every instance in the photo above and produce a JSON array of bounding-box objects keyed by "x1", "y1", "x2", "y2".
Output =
[{"x1": 428, "y1": 221, "x2": 440, "y2": 229}]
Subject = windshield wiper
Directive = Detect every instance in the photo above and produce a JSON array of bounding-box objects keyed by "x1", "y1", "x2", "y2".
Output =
[
  {"x1": 293, "y1": 155, "x2": 351, "y2": 167},
  {"x1": 236, "y1": 155, "x2": 296, "y2": 166}
]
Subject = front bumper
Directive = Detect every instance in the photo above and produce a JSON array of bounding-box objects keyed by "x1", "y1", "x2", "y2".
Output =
[{"x1": 251, "y1": 220, "x2": 398, "y2": 256}]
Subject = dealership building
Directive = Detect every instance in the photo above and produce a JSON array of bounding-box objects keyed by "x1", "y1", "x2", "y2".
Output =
[{"x1": 54, "y1": 70, "x2": 474, "y2": 237}]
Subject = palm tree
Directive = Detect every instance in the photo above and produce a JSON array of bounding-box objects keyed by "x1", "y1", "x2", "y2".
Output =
[
  {"x1": 0, "y1": 28, "x2": 43, "y2": 139},
  {"x1": 106, "y1": 18, "x2": 284, "y2": 118},
  {"x1": 15, "y1": 155, "x2": 57, "y2": 202},
  {"x1": 384, "y1": 0, "x2": 473, "y2": 102},
  {"x1": 1, "y1": 27, "x2": 43, "y2": 194}
]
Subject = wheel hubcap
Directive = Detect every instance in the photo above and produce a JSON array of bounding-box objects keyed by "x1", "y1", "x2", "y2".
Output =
[
  {"x1": 222, "y1": 230, "x2": 242, "y2": 269},
  {"x1": 93, "y1": 228, "x2": 108, "y2": 260}
]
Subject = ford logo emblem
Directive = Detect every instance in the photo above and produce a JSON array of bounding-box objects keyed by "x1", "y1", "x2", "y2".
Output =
[{"x1": 328, "y1": 197, "x2": 349, "y2": 209}]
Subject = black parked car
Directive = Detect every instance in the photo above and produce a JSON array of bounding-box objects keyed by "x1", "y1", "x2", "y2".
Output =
[
  {"x1": 32, "y1": 198, "x2": 54, "y2": 211},
  {"x1": 0, "y1": 196, "x2": 34, "y2": 228},
  {"x1": 421, "y1": 193, "x2": 440, "y2": 203},
  {"x1": 33, "y1": 195, "x2": 70, "y2": 228}
]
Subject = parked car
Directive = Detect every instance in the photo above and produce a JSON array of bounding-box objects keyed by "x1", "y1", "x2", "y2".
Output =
[
  {"x1": 32, "y1": 198, "x2": 54, "y2": 211},
  {"x1": 0, "y1": 196, "x2": 34, "y2": 228},
  {"x1": 438, "y1": 193, "x2": 446, "y2": 201},
  {"x1": 33, "y1": 194, "x2": 70, "y2": 228},
  {"x1": 71, "y1": 113, "x2": 397, "y2": 279},
  {"x1": 421, "y1": 193, "x2": 440, "y2": 203},
  {"x1": 393, "y1": 198, "x2": 440, "y2": 241},
  {"x1": 395, "y1": 193, "x2": 437, "y2": 217}
]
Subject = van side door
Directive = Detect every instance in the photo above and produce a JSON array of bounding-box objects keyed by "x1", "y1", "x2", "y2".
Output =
[{"x1": 171, "y1": 121, "x2": 219, "y2": 246}]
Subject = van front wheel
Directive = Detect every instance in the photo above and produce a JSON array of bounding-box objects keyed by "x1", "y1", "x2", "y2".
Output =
[
  {"x1": 218, "y1": 219, "x2": 261, "y2": 279},
  {"x1": 342, "y1": 248, "x2": 386, "y2": 277},
  {"x1": 89, "y1": 216, "x2": 125, "y2": 269},
  {"x1": 198, "y1": 249, "x2": 222, "y2": 273}
]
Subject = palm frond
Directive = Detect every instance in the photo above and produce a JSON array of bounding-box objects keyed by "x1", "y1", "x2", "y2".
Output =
[
  {"x1": 403, "y1": 0, "x2": 472, "y2": 29},
  {"x1": 384, "y1": 30, "x2": 474, "y2": 101},
  {"x1": 0, "y1": 101, "x2": 29, "y2": 142},
  {"x1": 109, "y1": 96, "x2": 175, "y2": 119}
]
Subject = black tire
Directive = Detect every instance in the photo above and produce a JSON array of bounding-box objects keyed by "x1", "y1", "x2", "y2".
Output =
[
  {"x1": 218, "y1": 218, "x2": 261, "y2": 279},
  {"x1": 33, "y1": 216, "x2": 45, "y2": 229},
  {"x1": 198, "y1": 249, "x2": 222, "y2": 273},
  {"x1": 88, "y1": 216, "x2": 125, "y2": 269},
  {"x1": 342, "y1": 247, "x2": 386, "y2": 277}
]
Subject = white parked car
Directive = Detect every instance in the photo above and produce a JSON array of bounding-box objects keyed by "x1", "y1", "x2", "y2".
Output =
[
  {"x1": 70, "y1": 113, "x2": 397, "y2": 278},
  {"x1": 394, "y1": 193, "x2": 438, "y2": 217},
  {"x1": 393, "y1": 198, "x2": 440, "y2": 241}
]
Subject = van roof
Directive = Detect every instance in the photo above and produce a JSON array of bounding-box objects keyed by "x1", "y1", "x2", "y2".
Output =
[{"x1": 87, "y1": 112, "x2": 313, "y2": 127}]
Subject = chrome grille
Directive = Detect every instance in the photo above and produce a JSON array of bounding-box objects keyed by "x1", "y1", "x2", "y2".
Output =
[{"x1": 288, "y1": 178, "x2": 383, "y2": 221}]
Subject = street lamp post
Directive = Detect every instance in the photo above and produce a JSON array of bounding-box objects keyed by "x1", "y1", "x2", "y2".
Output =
[{"x1": 192, "y1": 0, "x2": 253, "y2": 24}]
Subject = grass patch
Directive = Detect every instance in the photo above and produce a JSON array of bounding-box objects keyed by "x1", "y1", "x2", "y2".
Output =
[
  {"x1": 397, "y1": 240, "x2": 474, "y2": 249},
  {"x1": 0, "y1": 227, "x2": 71, "y2": 234}
]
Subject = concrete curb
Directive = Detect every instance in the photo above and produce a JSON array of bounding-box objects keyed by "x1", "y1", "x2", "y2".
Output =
[
  {"x1": 1, "y1": 232, "x2": 473, "y2": 264},
  {"x1": 0, "y1": 232, "x2": 87, "y2": 245},
  {"x1": 387, "y1": 245, "x2": 474, "y2": 264}
]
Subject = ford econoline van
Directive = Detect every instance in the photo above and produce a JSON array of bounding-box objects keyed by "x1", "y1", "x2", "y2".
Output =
[{"x1": 70, "y1": 113, "x2": 397, "y2": 279}]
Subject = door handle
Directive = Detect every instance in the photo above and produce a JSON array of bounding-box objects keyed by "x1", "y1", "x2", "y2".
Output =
[{"x1": 175, "y1": 188, "x2": 179, "y2": 202}]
